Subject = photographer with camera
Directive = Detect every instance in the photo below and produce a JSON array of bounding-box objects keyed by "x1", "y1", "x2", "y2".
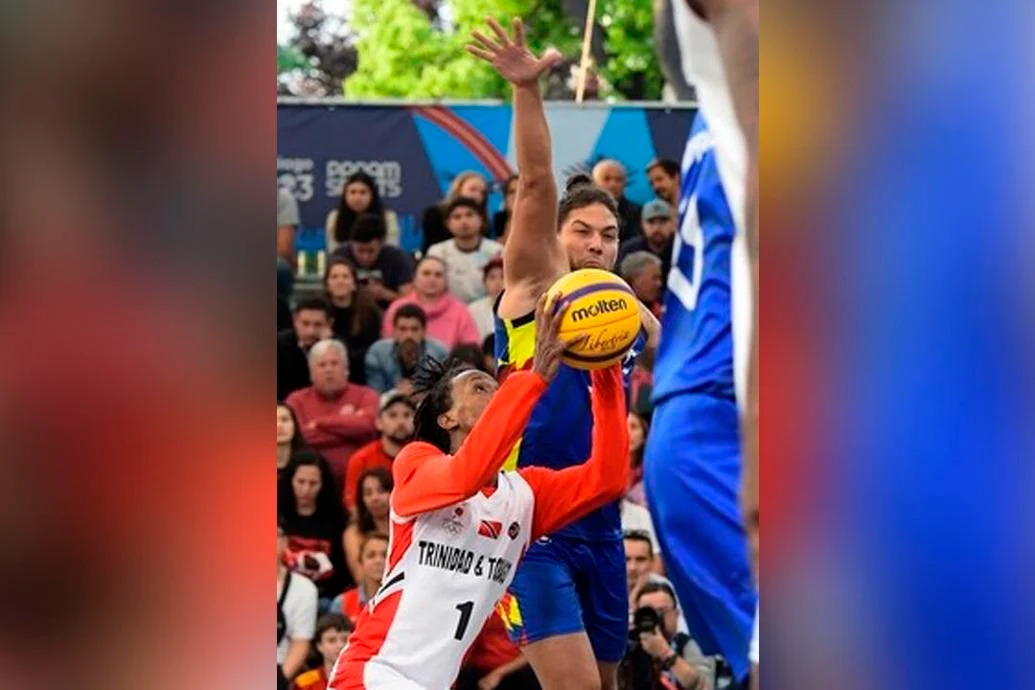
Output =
[{"x1": 622, "y1": 582, "x2": 714, "y2": 690}]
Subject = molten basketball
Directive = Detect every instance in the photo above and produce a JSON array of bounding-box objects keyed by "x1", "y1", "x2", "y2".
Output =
[{"x1": 546, "y1": 269, "x2": 642, "y2": 370}]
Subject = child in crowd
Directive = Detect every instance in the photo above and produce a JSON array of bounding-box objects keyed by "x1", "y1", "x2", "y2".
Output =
[{"x1": 292, "y1": 614, "x2": 353, "y2": 690}]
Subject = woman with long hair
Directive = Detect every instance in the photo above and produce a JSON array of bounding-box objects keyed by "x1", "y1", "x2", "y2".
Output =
[
  {"x1": 421, "y1": 170, "x2": 490, "y2": 252},
  {"x1": 343, "y1": 466, "x2": 392, "y2": 585},
  {"x1": 276, "y1": 402, "x2": 306, "y2": 479},
  {"x1": 325, "y1": 171, "x2": 400, "y2": 252},
  {"x1": 277, "y1": 451, "x2": 352, "y2": 609},
  {"x1": 323, "y1": 257, "x2": 383, "y2": 385}
]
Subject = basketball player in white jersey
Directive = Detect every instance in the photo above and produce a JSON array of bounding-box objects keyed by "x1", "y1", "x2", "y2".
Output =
[{"x1": 328, "y1": 294, "x2": 630, "y2": 690}]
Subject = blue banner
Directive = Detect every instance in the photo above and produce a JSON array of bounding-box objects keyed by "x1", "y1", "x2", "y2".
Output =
[{"x1": 278, "y1": 102, "x2": 696, "y2": 252}]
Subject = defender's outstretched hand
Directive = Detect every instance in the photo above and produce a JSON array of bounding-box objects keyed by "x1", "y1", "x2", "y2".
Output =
[{"x1": 466, "y1": 17, "x2": 562, "y2": 87}]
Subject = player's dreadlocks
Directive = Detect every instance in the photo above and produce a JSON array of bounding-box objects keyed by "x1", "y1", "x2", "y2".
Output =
[{"x1": 411, "y1": 355, "x2": 475, "y2": 453}]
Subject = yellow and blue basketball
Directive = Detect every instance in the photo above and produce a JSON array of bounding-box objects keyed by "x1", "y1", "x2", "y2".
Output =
[{"x1": 546, "y1": 268, "x2": 642, "y2": 370}]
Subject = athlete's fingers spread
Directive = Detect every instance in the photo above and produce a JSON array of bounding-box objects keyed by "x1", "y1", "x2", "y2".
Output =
[
  {"x1": 486, "y1": 17, "x2": 510, "y2": 45},
  {"x1": 470, "y1": 31, "x2": 501, "y2": 53}
]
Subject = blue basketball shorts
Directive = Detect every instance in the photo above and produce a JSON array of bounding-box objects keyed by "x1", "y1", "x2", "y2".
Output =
[
  {"x1": 643, "y1": 393, "x2": 757, "y2": 681},
  {"x1": 501, "y1": 534, "x2": 628, "y2": 663}
]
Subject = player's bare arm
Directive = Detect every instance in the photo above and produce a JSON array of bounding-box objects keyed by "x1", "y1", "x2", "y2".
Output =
[{"x1": 467, "y1": 18, "x2": 568, "y2": 319}]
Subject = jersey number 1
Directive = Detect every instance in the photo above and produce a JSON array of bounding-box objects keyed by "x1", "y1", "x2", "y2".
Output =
[{"x1": 454, "y1": 601, "x2": 474, "y2": 640}]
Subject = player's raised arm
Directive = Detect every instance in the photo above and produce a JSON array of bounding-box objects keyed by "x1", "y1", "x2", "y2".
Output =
[
  {"x1": 392, "y1": 294, "x2": 579, "y2": 517},
  {"x1": 519, "y1": 364, "x2": 630, "y2": 539},
  {"x1": 467, "y1": 18, "x2": 568, "y2": 299}
]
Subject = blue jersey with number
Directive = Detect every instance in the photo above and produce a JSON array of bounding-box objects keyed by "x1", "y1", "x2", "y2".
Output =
[{"x1": 652, "y1": 114, "x2": 737, "y2": 405}]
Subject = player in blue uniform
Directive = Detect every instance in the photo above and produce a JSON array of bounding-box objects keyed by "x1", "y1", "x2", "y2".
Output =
[
  {"x1": 467, "y1": 18, "x2": 658, "y2": 690},
  {"x1": 644, "y1": 113, "x2": 757, "y2": 684}
]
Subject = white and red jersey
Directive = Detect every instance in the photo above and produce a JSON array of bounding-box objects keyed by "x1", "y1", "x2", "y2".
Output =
[{"x1": 329, "y1": 368, "x2": 628, "y2": 690}]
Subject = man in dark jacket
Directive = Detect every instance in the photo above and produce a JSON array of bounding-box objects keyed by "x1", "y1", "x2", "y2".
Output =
[{"x1": 277, "y1": 297, "x2": 333, "y2": 401}]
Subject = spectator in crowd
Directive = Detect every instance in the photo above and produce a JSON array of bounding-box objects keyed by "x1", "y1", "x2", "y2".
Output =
[
  {"x1": 278, "y1": 516, "x2": 318, "y2": 687},
  {"x1": 448, "y1": 342, "x2": 491, "y2": 374},
  {"x1": 625, "y1": 531, "x2": 662, "y2": 612},
  {"x1": 365, "y1": 304, "x2": 448, "y2": 394},
  {"x1": 592, "y1": 158, "x2": 643, "y2": 242},
  {"x1": 278, "y1": 298, "x2": 334, "y2": 402},
  {"x1": 621, "y1": 252, "x2": 664, "y2": 319},
  {"x1": 381, "y1": 256, "x2": 480, "y2": 349},
  {"x1": 277, "y1": 402, "x2": 307, "y2": 479},
  {"x1": 625, "y1": 581, "x2": 714, "y2": 690},
  {"x1": 421, "y1": 171, "x2": 490, "y2": 252},
  {"x1": 292, "y1": 613, "x2": 352, "y2": 690},
  {"x1": 324, "y1": 258, "x2": 383, "y2": 385},
  {"x1": 333, "y1": 214, "x2": 414, "y2": 309},
  {"x1": 467, "y1": 256, "x2": 504, "y2": 341},
  {"x1": 492, "y1": 174, "x2": 518, "y2": 240},
  {"x1": 456, "y1": 612, "x2": 540, "y2": 690},
  {"x1": 427, "y1": 197, "x2": 503, "y2": 304},
  {"x1": 325, "y1": 171, "x2": 400, "y2": 252},
  {"x1": 626, "y1": 411, "x2": 649, "y2": 506},
  {"x1": 343, "y1": 467, "x2": 392, "y2": 585},
  {"x1": 481, "y1": 334, "x2": 497, "y2": 376},
  {"x1": 618, "y1": 199, "x2": 677, "y2": 281},
  {"x1": 286, "y1": 339, "x2": 379, "y2": 482},
  {"x1": 338, "y1": 532, "x2": 388, "y2": 626},
  {"x1": 278, "y1": 452, "x2": 351, "y2": 611},
  {"x1": 343, "y1": 390, "x2": 414, "y2": 515},
  {"x1": 622, "y1": 502, "x2": 660, "y2": 570},
  {"x1": 646, "y1": 159, "x2": 682, "y2": 208},
  {"x1": 278, "y1": 186, "x2": 299, "y2": 268}
]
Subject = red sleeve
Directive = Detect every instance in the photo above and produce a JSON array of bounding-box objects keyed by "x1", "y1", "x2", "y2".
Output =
[
  {"x1": 520, "y1": 365, "x2": 629, "y2": 539},
  {"x1": 391, "y1": 371, "x2": 549, "y2": 517}
]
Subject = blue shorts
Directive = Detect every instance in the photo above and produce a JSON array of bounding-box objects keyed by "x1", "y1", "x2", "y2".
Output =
[
  {"x1": 644, "y1": 394, "x2": 757, "y2": 681},
  {"x1": 502, "y1": 534, "x2": 628, "y2": 663}
]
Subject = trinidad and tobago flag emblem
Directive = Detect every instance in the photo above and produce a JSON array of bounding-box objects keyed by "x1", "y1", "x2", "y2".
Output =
[{"x1": 478, "y1": 519, "x2": 503, "y2": 539}]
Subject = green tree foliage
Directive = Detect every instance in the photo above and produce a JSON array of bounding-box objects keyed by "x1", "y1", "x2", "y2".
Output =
[{"x1": 344, "y1": 0, "x2": 661, "y2": 100}]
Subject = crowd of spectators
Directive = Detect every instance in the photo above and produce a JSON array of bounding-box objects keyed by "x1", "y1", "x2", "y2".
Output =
[{"x1": 276, "y1": 163, "x2": 734, "y2": 689}]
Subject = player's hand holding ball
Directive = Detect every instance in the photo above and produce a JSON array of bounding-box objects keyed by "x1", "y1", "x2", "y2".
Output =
[{"x1": 531, "y1": 292, "x2": 588, "y2": 383}]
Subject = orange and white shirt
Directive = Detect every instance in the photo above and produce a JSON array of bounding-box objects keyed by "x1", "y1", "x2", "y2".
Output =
[{"x1": 328, "y1": 368, "x2": 628, "y2": 690}]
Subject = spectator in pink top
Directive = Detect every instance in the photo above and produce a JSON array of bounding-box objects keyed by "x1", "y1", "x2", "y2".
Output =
[
  {"x1": 381, "y1": 255, "x2": 480, "y2": 349},
  {"x1": 286, "y1": 339, "x2": 379, "y2": 484}
]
